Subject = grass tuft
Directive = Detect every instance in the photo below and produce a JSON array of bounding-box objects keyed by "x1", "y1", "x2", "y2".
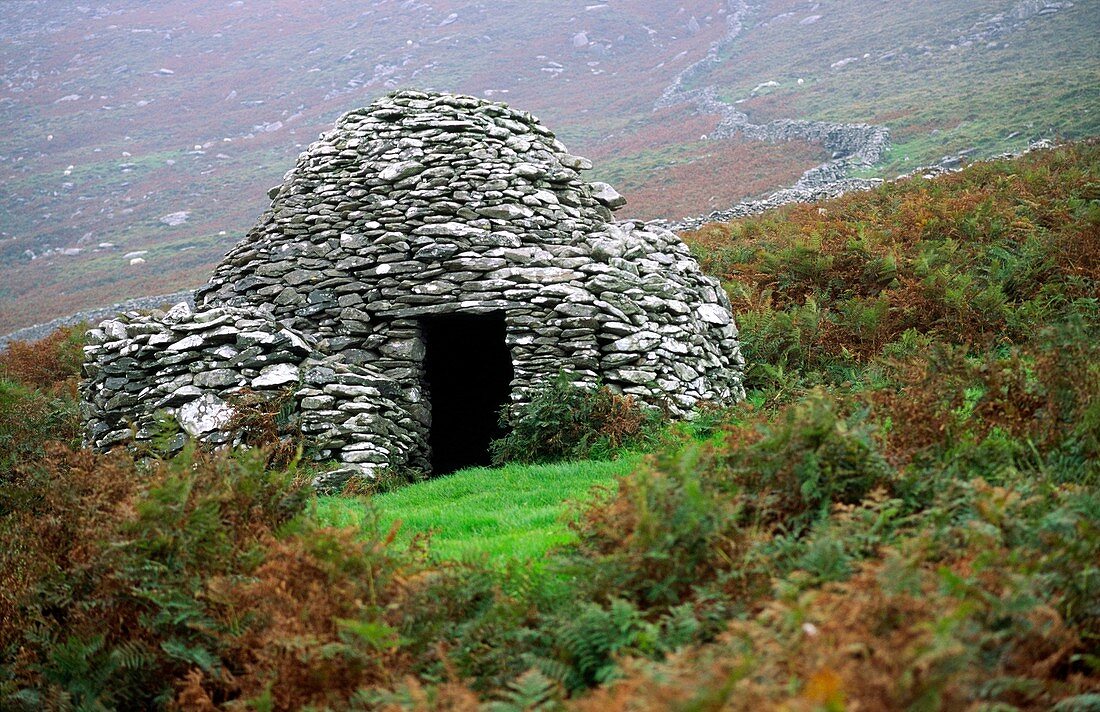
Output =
[{"x1": 316, "y1": 458, "x2": 637, "y2": 564}]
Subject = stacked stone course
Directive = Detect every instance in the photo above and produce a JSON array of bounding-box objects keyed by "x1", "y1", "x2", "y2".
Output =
[
  {"x1": 81, "y1": 302, "x2": 425, "y2": 473},
  {"x1": 82, "y1": 90, "x2": 745, "y2": 478}
]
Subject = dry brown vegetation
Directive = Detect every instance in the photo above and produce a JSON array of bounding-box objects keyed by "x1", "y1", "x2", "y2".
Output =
[{"x1": 1, "y1": 144, "x2": 1097, "y2": 710}]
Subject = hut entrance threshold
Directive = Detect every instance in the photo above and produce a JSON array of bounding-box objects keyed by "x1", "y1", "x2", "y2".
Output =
[{"x1": 421, "y1": 312, "x2": 514, "y2": 475}]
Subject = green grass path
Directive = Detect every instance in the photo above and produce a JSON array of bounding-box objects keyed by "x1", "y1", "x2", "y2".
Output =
[{"x1": 314, "y1": 457, "x2": 639, "y2": 563}]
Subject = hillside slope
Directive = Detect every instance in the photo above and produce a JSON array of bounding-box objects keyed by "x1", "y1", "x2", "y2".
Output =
[
  {"x1": 701, "y1": 0, "x2": 1100, "y2": 173},
  {"x1": 1, "y1": 0, "x2": 1097, "y2": 335},
  {"x1": 0, "y1": 0, "x2": 823, "y2": 332},
  {"x1": 1, "y1": 141, "x2": 1096, "y2": 710}
]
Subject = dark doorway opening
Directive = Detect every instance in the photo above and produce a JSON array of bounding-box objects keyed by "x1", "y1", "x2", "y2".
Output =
[{"x1": 421, "y1": 312, "x2": 514, "y2": 475}]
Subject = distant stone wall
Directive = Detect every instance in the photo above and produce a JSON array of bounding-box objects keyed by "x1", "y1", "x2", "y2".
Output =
[
  {"x1": 0, "y1": 290, "x2": 195, "y2": 351},
  {"x1": 656, "y1": 0, "x2": 1075, "y2": 214}
]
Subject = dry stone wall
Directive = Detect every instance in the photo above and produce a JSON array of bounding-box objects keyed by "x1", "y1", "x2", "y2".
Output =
[
  {"x1": 82, "y1": 302, "x2": 313, "y2": 451},
  {"x1": 82, "y1": 90, "x2": 745, "y2": 478},
  {"x1": 81, "y1": 302, "x2": 426, "y2": 476}
]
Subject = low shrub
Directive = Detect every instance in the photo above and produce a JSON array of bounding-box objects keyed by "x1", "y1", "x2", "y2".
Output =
[
  {"x1": 225, "y1": 386, "x2": 303, "y2": 469},
  {"x1": 0, "y1": 446, "x2": 317, "y2": 709},
  {"x1": 491, "y1": 375, "x2": 666, "y2": 465},
  {"x1": 686, "y1": 140, "x2": 1100, "y2": 403},
  {"x1": 566, "y1": 472, "x2": 1100, "y2": 711},
  {"x1": 568, "y1": 451, "x2": 745, "y2": 610},
  {"x1": 561, "y1": 393, "x2": 892, "y2": 625},
  {"x1": 0, "y1": 326, "x2": 85, "y2": 397},
  {"x1": 0, "y1": 328, "x2": 85, "y2": 478},
  {"x1": 720, "y1": 393, "x2": 892, "y2": 533},
  {"x1": 0, "y1": 379, "x2": 80, "y2": 479}
]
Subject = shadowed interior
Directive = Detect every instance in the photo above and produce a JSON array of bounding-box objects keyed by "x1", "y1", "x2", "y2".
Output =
[{"x1": 422, "y1": 312, "x2": 514, "y2": 475}]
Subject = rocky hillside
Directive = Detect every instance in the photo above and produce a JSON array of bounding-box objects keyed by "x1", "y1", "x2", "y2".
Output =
[{"x1": 1, "y1": 0, "x2": 1097, "y2": 334}]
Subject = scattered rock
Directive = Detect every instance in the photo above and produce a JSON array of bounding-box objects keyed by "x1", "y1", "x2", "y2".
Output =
[{"x1": 159, "y1": 211, "x2": 190, "y2": 226}]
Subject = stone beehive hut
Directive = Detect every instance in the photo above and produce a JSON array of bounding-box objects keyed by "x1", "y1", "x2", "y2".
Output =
[{"x1": 82, "y1": 90, "x2": 745, "y2": 477}]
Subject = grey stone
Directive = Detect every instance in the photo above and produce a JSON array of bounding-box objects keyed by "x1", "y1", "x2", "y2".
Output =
[
  {"x1": 379, "y1": 160, "x2": 424, "y2": 182},
  {"x1": 163, "y1": 302, "x2": 193, "y2": 323},
  {"x1": 414, "y1": 243, "x2": 459, "y2": 261},
  {"x1": 194, "y1": 369, "x2": 240, "y2": 388},
  {"x1": 252, "y1": 363, "x2": 299, "y2": 388},
  {"x1": 102, "y1": 321, "x2": 128, "y2": 341},
  {"x1": 379, "y1": 338, "x2": 425, "y2": 360},
  {"x1": 312, "y1": 465, "x2": 375, "y2": 494},
  {"x1": 696, "y1": 304, "x2": 732, "y2": 325},
  {"x1": 301, "y1": 395, "x2": 336, "y2": 410},
  {"x1": 167, "y1": 334, "x2": 205, "y2": 352},
  {"x1": 177, "y1": 393, "x2": 233, "y2": 437},
  {"x1": 590, "y1": 182, "x2": 627, "y2": 210},
  {"x1": 609, "y1": 331, "x2": 662, "y2": 352},
  {"x1": 412, "y1": 222, "x2": 488, "y2": 240},
  {"x1": 559, "y1": 154, "x2": 593, "y2": 171},
  {"x1": 478, "y1": 204, "x2": 534, "y2": 220}
]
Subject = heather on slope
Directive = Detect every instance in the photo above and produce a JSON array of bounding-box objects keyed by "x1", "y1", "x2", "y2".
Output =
[{"x1": 0, "y1": 143, "x2": 1096, "y2": 710}]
